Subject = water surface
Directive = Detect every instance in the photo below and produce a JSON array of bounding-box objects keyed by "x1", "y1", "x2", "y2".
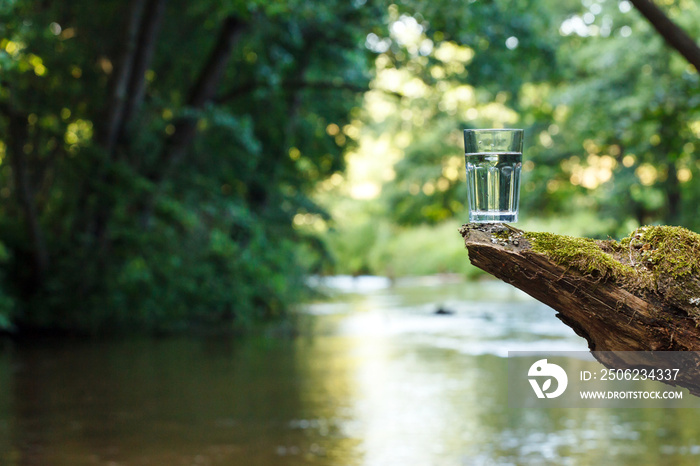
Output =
[{"x1": 1, "y1": 277, "x2": 700, "y2": 465}]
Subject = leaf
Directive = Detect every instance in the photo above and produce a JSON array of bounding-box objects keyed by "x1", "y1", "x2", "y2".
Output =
[{"x1": 542, "y1": 378, "x2": 552, "y2": 392}]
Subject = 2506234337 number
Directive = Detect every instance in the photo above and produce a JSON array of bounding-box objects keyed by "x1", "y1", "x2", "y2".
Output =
[{"x1": 600, "y1": 368, "x2": 680, "y2": 381}]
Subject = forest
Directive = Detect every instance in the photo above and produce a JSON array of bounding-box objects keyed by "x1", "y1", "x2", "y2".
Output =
[{"x1": 0, "y1": 0, "x2": 698, "y2": 334}]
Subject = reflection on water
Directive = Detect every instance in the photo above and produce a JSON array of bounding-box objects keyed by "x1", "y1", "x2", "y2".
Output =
[{"x1": 2, "y1": 277, "x2": 700, "y2": 465}]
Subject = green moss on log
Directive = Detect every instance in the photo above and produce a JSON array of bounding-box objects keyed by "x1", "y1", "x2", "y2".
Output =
[
  {"x1": 524, "y1": 226, "x2": 700, "y2": 314},
  {"x1": 619, "y1": 225, "x2": 700, "y2": 280},
  {"x1": 525, "y1": 232, "x2": 634, "y2": 281}
]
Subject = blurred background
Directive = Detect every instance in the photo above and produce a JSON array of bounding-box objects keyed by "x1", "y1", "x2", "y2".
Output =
[{"x1": 1, "y1": 0, "x2": 700, "y2": 464}]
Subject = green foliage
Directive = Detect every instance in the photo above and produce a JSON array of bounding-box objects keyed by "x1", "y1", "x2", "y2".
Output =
[
  {"x1": 2, "y1": 0, "x2": 700, "y2": 332},
  {"x1": 317, "y1": 0, "x2": 700, "y2": 279},
  {"x1": 0, "y1": 241, "x2": 15, "y2": 331},
  {"x1": 519, "y1": 0, "x2": 700, "y2": 229},
  {"x1": 0, "y1": 0, "x2": 384, "y2": 334},
  {"x1": 323, "y1": 216, "x2": 481, "y2": 278},
  {"x1": 352, "y1": 0, "x2": 568, "y2": 228},
  {"x1": 367, "y1": 220, "x2": 481, "y2": 278}
]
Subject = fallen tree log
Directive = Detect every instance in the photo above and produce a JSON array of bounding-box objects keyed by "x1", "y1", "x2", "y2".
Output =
[{"x1": 460, "y1": 223, "x2": 700, "y2": 394}]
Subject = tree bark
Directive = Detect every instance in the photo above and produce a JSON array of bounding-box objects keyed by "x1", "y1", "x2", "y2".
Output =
[
  {"x1": 88, "y1": 0, "x2": 167, "y2": 247},
  {"x1": 100, "y1": 0, "x2": 147, "y2": 156},
  {"x1": 136, "y1": 16, "x2": 246, "y2": 227},
  {"x1": 460, "y1": 223, "x2": 700, "y2": 394},
  {"x1": 120, "y1": 0, "x2": 167, "y2": 132},
  {"x1": 100, "y1": 0, "x2": 167, "y2": 158},
  {"x1": 630, "y1": 0, "x2": 700, "y2": 71},
  {"x1": 155, "y1": 15, "x2": 246, "y2": 177}
]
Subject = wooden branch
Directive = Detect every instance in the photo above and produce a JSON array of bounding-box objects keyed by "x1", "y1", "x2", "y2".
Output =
[
  {"x1": 100, "y1": 0, "x2": 148, "y2": 155},
  {"x1": 154, "y1": 16, "x2": 246, "y2": 178},
  {"x1": 630, "y1": 0, "x2": 700, "y2": 70},
  {"x1": 121, "y1": 0, "x2": 167, "y2": 129},
  {"x1": 460, "y1": 223, "x2": 700, "y2": 394},
  {"x1": 100, "y1": 0, "x2": 167, "y2": 158},
  {"x1": 136, "y1": 16, "x2": 246, "y2": 227}
]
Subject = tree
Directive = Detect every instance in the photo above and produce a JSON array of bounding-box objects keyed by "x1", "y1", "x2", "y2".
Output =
[
  {"x1": 0, "y1": 0, "x2": 385, "y2": 333},
  {"x1": 351, "y1": 1, "x2": 563, "y2": 226},
  {"x1": 355, "y1": 0, "x2": 700, "y2": 233},
  {"x1": 630, "y1": 0, "x2": 700, "y2": 70}
]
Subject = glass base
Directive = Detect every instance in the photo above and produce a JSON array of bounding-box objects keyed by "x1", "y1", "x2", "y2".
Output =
[{"x1": 469, "y1": 210, "x2": 518, "y2": 223}]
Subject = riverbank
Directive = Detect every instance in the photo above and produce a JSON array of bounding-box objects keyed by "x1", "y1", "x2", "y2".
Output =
[{"x1": 317, "y1": 213, "x2": 632, "y2": 279}]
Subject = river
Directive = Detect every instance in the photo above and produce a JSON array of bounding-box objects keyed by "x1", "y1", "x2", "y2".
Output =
[{"x1": 1, "y1": 276, "x2": 699, "y2": 465}]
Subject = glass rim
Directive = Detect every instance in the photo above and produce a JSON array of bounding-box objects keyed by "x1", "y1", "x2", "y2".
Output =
[{"x1": 464, "y1": 128, "x2": 523, "y2": 133}]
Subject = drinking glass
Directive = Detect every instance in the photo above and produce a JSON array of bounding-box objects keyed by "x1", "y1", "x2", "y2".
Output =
[{"x1": 464, "y1": 129, "x2": 523, "y2": 223}]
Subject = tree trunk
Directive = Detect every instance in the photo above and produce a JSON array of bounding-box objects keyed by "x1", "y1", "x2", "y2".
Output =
[
  {"x1": 155, "y1": 15, "x2": 247, "y2": 179},
  {"x1": 99, "y1": 0, "x2": 148, "y2": 156},
  {"x1": 120, "y1": 0, "x2": 167, "y2": 134},
  {"x1": 139, "y1": 15, "x2": 246, "y2": 227},
  {"x1": 100, "y1": 0, "x2": 167, "y2": 158},
  {"x1": 460, "y1": 223, "x2": 700, "y2": 394}
]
